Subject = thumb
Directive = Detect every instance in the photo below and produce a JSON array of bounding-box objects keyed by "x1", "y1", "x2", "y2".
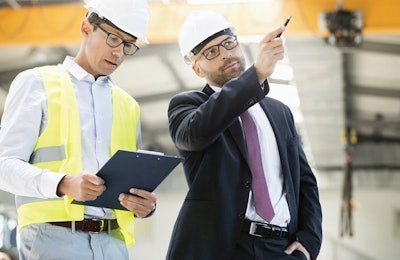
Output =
[{"x1": 284, "y1": 242, "x2": 298, "y2": 254}]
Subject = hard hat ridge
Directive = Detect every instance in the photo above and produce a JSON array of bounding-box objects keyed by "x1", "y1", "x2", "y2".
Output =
[{"x1": 85, "y1": 0, "x2": 150, "y2": 43}]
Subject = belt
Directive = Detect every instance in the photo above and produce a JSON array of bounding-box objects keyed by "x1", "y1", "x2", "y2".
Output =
[
  {"x1": 49, "y1": 219, "x2": 119, "y2": 233},
  {"x1": 242, "y1": 219, "x2": 289, "y2": 239}
]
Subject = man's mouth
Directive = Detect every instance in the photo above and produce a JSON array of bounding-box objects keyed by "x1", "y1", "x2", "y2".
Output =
[
  {"x1": 105, "y1": 59, "x2": 118, "y2": 67},
  {"x1": 223, "y1": 60, "x2": 238, "y2": 70}
]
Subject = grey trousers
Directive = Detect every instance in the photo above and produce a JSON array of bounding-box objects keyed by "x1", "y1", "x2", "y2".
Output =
[{"x1": 18, "y1": 223, "x2": 129, "y2": 260}]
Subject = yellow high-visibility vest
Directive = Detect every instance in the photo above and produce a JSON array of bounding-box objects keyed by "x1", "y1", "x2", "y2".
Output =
[{"x1": 16, "y1": 65, "x2": 140, "y2": 246}]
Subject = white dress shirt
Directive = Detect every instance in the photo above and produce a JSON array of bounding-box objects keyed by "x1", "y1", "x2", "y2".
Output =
[
  {"x1": 0, "y1": 57, "x2": 141, "y2": 219},
  {"x1": 210, "y1": 85, "x2": 290, "y2": 226}
]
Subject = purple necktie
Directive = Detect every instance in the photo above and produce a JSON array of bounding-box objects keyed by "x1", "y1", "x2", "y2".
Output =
[{"x1": 240, "y1": 110, "x2": 275, "y2": 222}]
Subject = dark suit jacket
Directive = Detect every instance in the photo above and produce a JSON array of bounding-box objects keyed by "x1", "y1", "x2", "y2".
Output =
[{"x1": 166, "y1": 65, "x2": 322, "y2": 260}]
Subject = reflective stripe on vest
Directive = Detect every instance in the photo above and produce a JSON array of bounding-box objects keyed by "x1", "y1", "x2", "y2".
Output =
[
  {"x1": 30, "y1": 145, "x2": 66, "y2": 164},
  {"x1": 16, "y1": 65, "x2": 139, "y2": 247}
]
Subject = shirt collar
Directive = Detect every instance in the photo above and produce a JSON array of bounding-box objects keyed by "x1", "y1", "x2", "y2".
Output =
[
  {"x1": 62, "y1": 56, "x2": 112, "y2": 83},
  {"x1": 209, "y1": 85, "x2": 221, "y2": 93}
]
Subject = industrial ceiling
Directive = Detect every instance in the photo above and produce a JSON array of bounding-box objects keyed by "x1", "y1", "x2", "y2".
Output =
[{"x1": 0, "y1": 0, "x2": 399, "y2": 213}]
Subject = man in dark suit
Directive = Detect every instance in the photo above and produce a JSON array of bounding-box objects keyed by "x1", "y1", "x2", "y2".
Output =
[{"x1": 166, "y1": 10, "x2": 322, "y2": 260}]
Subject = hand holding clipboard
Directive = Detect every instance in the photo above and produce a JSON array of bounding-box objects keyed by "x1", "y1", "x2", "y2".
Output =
[{"x1": 72, "y1": 150, "x2": 183, "y2": 211}]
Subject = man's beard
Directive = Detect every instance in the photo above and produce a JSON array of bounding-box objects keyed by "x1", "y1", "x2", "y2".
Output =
[{"x1": 204, "y1": 56, "x2": 246, "y2": 87}]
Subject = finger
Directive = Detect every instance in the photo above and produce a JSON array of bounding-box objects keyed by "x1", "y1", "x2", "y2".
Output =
[
  {"x1": 261, "y1": 26, "x2": 285, "y2": 43},
  {"x1": 86, "y1": 186, "x2": 105, "y2": 196},
  {"x1": 129, "y1": 188, "x2": 157, "y2": 201},
  {"x1": 86, "y1": 174, "x2": 105, "y2": 185},
  {"x1": 74, "y1": 189, "x2": 100, "y2": 201},
  {"x1": 264, "y1": 43, "x2": 284, "y2": 57},
  {"x1": 128, "y1": 188, "x2": 143, "y2": 198},
  {"x1": 120, "y1": 199, "x2": 154, "y2": 217},
  {"x1": 81, "y1": 193, "x2": 98, "y2": 201},
  {"x1": 82, "y1": 180, "x2": 106, "y2": 194},
  {"x1": 121, "y1": 193, "x2": 153, "y2": 208},
  {"x1": 92, "y1": 182, "x2": 106, "y2": 192},
  {"x1": 284, "y1": 241, "x2": 300, "y2": 254},
  {"x1": 119, "y1": 192, "x2": 155, "y2": 213},
  {"x1": 118, "y1": 193, "x2": 144, "y2": 209},
  {"x1": 119, "y1": 195, "x2": 140, "y2": 211}
]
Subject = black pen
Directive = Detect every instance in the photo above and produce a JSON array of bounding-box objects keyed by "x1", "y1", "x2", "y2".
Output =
[{"x1": 277, "y1": 14, "x2": 292, "y2": 38}]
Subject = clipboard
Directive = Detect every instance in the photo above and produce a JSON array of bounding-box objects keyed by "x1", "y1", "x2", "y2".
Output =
[{"x1": 72, "y1": 150, "x2": 183, "y2": 211}]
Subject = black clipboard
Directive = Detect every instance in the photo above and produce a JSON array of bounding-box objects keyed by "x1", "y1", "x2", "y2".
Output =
[{"x1": 72, "y1": 150, "x2": 183, "y2": 211}]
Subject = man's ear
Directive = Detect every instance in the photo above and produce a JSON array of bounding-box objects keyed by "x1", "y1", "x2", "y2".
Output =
[
  {"x1": 81, "y1": 20, "x2": 92, "y2": 37},
  {"x1": 192, "y1": 63, "x2": 205, "y2": 78}
]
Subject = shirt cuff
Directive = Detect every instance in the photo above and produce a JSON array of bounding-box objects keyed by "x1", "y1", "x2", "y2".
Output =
[
  {"x1": 40, "y1": 170, "x2": 66, "y2": 198},
  {"x1": 261, "y1": 81, "x2": 270, "y2": 95}
]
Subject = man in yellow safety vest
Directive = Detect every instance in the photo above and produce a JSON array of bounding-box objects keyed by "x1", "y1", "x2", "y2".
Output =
[{"x1": 0, "y1": 0, "x2": 157, "y2": 259}]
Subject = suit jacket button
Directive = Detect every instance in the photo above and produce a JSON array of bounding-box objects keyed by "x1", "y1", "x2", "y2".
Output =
[
  {"x1": 244, "y1": 181, "x2": 251, "y2": 189},
  {"x1": 238, "y1": 212, "x2": 245, "y2": 219}
]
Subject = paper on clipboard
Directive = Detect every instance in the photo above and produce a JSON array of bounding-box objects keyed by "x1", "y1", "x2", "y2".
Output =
[{"x1": 72, "y1": 150, "x2": 183, "y2": 211}]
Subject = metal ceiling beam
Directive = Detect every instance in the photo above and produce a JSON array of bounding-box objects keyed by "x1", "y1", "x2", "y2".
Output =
[
  {"x1": 359, "y1": 40, "x2": 400, "y2": 55},
  {"x1": 357, "y1": 133, "x2": 400, "y2": 143},
  {"x1": 349, "y1": 85, "x2": 400, "y2": 98},
  {"x1": 349, "y1": 116, "x2": 399, "y2": 131},
  {"x1": 3, "y1": 0, "x2": 20, "y2": 9}
]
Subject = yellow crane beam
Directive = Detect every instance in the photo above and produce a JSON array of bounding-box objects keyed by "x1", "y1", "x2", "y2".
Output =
[{"x1": 0, "y1": 0, "x2": 399, "y2": 46}]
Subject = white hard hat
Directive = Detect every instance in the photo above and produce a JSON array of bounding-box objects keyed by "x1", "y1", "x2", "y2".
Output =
[
  {"x1": 178, "y1": 10, "x2": 234, "y2": 63},
  {"x1": 85, "y1": 0, "x2": 150, "y2": 43}
]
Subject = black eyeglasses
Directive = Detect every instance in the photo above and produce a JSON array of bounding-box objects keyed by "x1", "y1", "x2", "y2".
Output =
[
  {"x1": 94, "y1": 23, "x2": 139, "y2": 56},
  {"x1": 200, "y1": 35, "x2": 239, "y2": 60}
]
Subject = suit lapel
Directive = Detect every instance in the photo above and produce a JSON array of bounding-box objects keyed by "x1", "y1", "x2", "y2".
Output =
[
  {"x1": 203, "y1": 85, "x2": 248, "y2": 160},
  {"x1": 259, "y1": 98, "x2": 292, "y2": 184},
  {"x1": 259, "y1": 98, "x2": 285, "y2": 151},
  {"x1": 228, "y1": 118, "x2": 248, "y2": 160}
]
